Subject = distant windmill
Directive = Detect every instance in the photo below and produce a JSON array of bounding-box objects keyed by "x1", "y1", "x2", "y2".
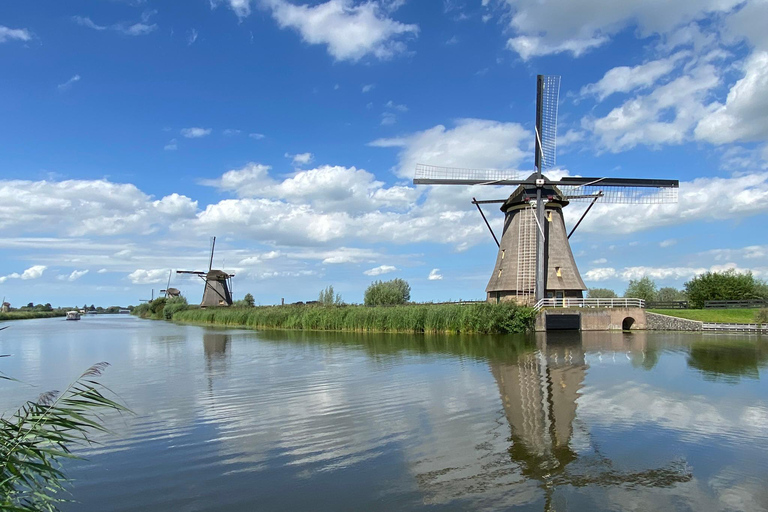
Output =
[
  {"x1": 413, "y1": 75, "x2": 679, "y2": 305},
  {"x1": 177, "y1": 237, "x2": 234, "y2": 307},
  {"x1": 160, "y1": 270, "x2": 181, "y2": 298}
]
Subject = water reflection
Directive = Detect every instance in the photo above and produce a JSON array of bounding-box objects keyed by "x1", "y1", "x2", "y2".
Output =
[{"x1": 688, "y1": 338, "x2": 768, "y2": 382}]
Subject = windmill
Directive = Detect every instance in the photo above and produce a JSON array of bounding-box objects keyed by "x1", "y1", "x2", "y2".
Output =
[
  {"x1": 177, "y1": 237, "x2": 235, "y2": 307},
  {"x1": 413, "y1": 75, "x2": 679, "y2": 305},
  {"x1": 160, "y1": 270, "x2": 181, "y2": 298}
]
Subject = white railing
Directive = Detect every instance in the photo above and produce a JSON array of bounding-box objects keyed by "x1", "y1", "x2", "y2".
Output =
[{"x1": 533, "y1": 297, "x2": 646, "y2": 311}]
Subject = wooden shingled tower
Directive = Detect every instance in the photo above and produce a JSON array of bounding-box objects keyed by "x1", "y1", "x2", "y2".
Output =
[
  {"x1": 413, "y1": 75, "x2": 680, "y2": 306},
  {"x1": 177, "y1": 237, "x2": 235, "y2": 307}
]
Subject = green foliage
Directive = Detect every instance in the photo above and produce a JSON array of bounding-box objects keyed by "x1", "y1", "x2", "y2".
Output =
[
  {"x1": 624, "y1": 276, "x2": 657, "y2": 302},
  {"x1": 364, "y1": 279, "x2": 411, "y2": 306},
  {"x1": 684, "y1": 270, "x2": 762, "y2": 308},
  {"x1": 647, "y1": 308, "x2": 762, "y2": 324},
  {"x1": 172, "y1": 302, "x2": 536, "y2": 334},
  {"x1": 1, "y1": 362, "x2": 128, "y2": 511},
  {"x1": 243, "y1": 293, "x2": 255, "y2": 307},
  {"x1": 318, "y1": 285, "x2": 342, "y2": 306},
  {"x1": 587, "y1": 288, "x2": 617, "y2": 298},
  {"x1": 0, "y1": 311, "x2": 66, "y2": 321},
  {"x1": 655, "y1": 287, "x2": 687, "y2": 302},
  {"x1": 131, "y1": 303, "x2": 151, "y2": 318},
  {"x1": 162, "y1": 296, "x2": 189, "y2": 320},
  {"x1": 756, "y1": 308, "x2": 768, "y2": 325}
]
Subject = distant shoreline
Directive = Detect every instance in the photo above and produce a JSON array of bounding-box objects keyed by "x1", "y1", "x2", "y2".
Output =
[{"x1": 0, "y1": 311, "x2": 67, "y2": 321}]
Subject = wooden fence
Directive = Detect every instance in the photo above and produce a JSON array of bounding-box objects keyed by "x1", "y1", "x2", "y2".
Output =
[
  {"x1": 646, "y1": 301, "x2": 689, "y2": 309},
  {"x1": 704, "y1": 300, "x2": 768, "y2": 309}
]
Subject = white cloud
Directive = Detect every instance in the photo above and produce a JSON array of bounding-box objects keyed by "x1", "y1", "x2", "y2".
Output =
[
  {"x1": 72, "y1": 13, "x2": 158, "y2": 36},
  {"x1": 660, "y1": 239, "x2": 677, "y2": 247},
  {"x1": 127, "y1": 269, "x2": 170, "y2": 285},
  {"x1": 97, "y1": 268, "x2": 108, "y2": 274},
  {"x1": 188, "y1": 28, "x2": 199, "y2": 46},
  {"x1": 286, "y1": 152, "x2": 314, "y2": 166},
  {"x1": 66, "y1": 269, "x2": 89, "y2": 282},
  {"x1": 569, "y1": 172, "x2": 768, "y2": 235},
  {"x1": 369, "y1": 118, "x2": 530, "y2": 178},
  {"x1": 428, "y1": 268, "x2": 443, "y2": 280},
  {"x1": 249, "y1": 133, "x2": 266, "y2": 140},
  {"x1": 217, "y1": 0, "x2": 253, "y2": 18},
  {"x1": 223, "y1": 129, "x2": 241, "y2": 136},
  {"x1": 164, "y1": 139, "x2": 178, "y2": 151},
  {"x1": 381, "y1": 112, "x2": 397, "y2": 125},
  {"x1": 493, "y1": 0, "x2": 742, "y2": 60},
  {"x1": 268, "y1": 0, "x2": 419, "y2": 62},
  {"x1": 584, "y1": 267, "x2": 617, "y2": 281},
  {"x1": 362, "y1": 83, "x2": 375, "y2": 93},
  {"x1": 591, "y1": 258, "x2": 608, "y2": 264},
  {"x1": 385, "y1": 100, "x2": 408, "y2": 112},
  {"x1": 0, "y1": 179, "x2": 197, "y2": 236},
  {"x1": 583, "y1": 64, "x2": 720, "y2": 152},
  {"x1": 580, "y1": 53, "x2": 687, "y2": 101},
  {"x1": 181, "y1": 127, "x2": 212, "y2": 138},
  {"x1": 0, "y1": 26, "x2": 32, "y2": 43},
  {"x1": 364, "y1": 264, "x2": 397, "y2": 276},
  {"x1": 57, "y1": 74, "x2": 81, "y2": 91},
  {"x1": 695, "y1": 51, "x2": 768, "y2": 144},
  {"x1": 0, "y1": 265, "x2": 47, "y2": 284}
]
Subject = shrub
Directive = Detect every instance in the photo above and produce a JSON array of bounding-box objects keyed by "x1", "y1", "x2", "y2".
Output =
[
  {"x1": 684, "y1": 270, "x2": 761, "y2": 308},
  {"x1": 587, "y1": 288, "x2": 617, "y2": 298},
  {"x1": 756, "y1": 308, "x2": 768, "y2": 326},
  {"x1": 163, "y1": 296, "x2": 189, "y2": 320},
  {"x1": 364, "y1": 278, "x2": 411, "y2": 306},
  {"x1": 244, "y1": 293, "x2": 255, "y2": 307}
]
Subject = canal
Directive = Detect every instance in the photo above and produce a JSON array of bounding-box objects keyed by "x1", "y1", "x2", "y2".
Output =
[{"x1": 1, "y1": 316, "x2": 767, "y2": 511}]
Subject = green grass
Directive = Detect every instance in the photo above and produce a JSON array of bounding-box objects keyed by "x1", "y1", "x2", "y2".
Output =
[
  {"x1": 0, "y1": 311, "x2": 67, "y2": 321},
  {"x1": 171, "y1": 303, "x2": 536, "y2": 334},
  {"x1": 648, "y1": 308, "x2": 763, "y2": 324}
]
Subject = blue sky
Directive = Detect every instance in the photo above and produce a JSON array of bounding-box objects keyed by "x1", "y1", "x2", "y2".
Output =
[{"x1": 1, "y1": 0, "x2": 767, "y2": 307}]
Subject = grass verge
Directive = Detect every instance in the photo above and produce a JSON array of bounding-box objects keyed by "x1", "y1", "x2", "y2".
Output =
[
  {"x1": 0, "y1": 311, "x2": 67, "y2": 321},
  {"x1": 648, "y1": 308, "x2": 763, "y2": 324},
  {"x1": 172, "y1": 303, "x2": 536, "y2": 334}
]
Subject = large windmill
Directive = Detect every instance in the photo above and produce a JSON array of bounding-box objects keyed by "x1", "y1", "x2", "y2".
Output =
[
  {"x1": 177, "y1": 237, "x2": 235, "y2": 307},
  {"x1": 413, "y1": 75, "x2": 679, "y2": 305}
]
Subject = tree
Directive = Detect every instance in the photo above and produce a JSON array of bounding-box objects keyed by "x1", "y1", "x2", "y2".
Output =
[
  {"x1": 318, "y1": 285, "x2": 342, "y2": 306},
  {"x1": 243, "y1": 293, "x2": 255, "y2": 307},
  {"x1": 89, "y1": 304, "x2": 96, "y2": 312},
  {"x1": 587, "y1": 288, "x2": 617, "y2": 298},
  {"x1": 684, "y1": 270, "x2": 760, "y2": 308},
  {"x1": 656, "y1": 287, "x2": 687, "y2": 302},
  {"x1": 624, "y1": 276, "x2": 657, "y2": 302},
  {"x1": 364, "y1": 278, "x2": 411, "y2": 306}
]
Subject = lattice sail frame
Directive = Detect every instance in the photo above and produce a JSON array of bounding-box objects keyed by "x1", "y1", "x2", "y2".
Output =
[
  {"x1": 538, "y1": 75, "x2": 561, "y2": 171},
  {"x1": 415, "y1": 164, "x2": 522, "y2": 183},
  {"x1": 560, "y1": 185, "x2": 678, "y2": 204}
]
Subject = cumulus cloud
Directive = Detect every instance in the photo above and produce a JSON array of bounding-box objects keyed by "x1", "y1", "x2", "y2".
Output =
[
  {"x1": 181, "y1": 127, "x2": 212, "y2": 138},
  {"x1": 580, "y1": 53, "x2": 687, "y2": 101},
  {"x1": 164, "y1": 139, "x2": 178, "y2": 151},
  {"x1": 0, "y1": 265, "x2": 47, "y2": 284},
  {"x1": 362, "y1": 83, "x2": 375, "y2": 93},
  {"x1": 582, "y1": 263, "x2": 768, "y2": 283},
  {"x1": 286, "y1": 152, "x2": 314, "y2": 166},
  {"x1": 0, "y1": 26, "x2": 32, "y2": 43},
  {"x1": 0, "y1": 179, "x2": 197, "y2": 236},
  {"x1": 127, "y1": 269, "x2": 170, "y2": 284},
  {"x1": 267, "y1": 0, "x2": 419, "y2": 62},
  {"x1": 65, "y1": 269, "x2": 89, "y2": 282},
  {"x1": 660, "y1": 239, "x2": 677, "y2": 248},
  {"x1": 369, "y1": 118, "x2": 530, "y2": 178},
  {"x1": 364, "y1": 264, "x2": 397, "y2": 276},
  {"x1": 428, "y1": 268, "x2": 443, "y2": 280},
  {"x1": 492, "y1": 0, "x2": 742, "y2": 60}
]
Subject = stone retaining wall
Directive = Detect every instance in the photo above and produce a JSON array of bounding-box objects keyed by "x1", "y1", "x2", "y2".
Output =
[{"x1": 646, "y1": 312, "x2": 702, "y2": 331}]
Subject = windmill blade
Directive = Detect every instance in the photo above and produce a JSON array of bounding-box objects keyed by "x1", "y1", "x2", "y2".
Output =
[
  {"x1": 414, "y1": 164, "x2": 524, "y2": 185},
  {"x1": 561, "y1": 185, "x2": 678, "y2": 204},
  {"x1": 537, "y1": 75, "x2": 561, "y2": 171}
]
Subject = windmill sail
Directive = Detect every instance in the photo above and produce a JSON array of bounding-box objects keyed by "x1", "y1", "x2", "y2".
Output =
[{"x1": 537, "y1": 75, "x2": 561, "y2": 171}]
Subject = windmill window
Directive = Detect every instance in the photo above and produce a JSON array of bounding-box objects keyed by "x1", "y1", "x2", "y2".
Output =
[
  {"x1": 547, "y1": 211, "x2": 553, "y2": 222},
  {"x1": 501, "y1": 250, "x2": 505, "y2": 259},
  {"x1": 556, "y1": 267, "x2": 562, "y2": 277},
  {"x1": 498, "y1": 269, "x2": 503, "y2": 278}
]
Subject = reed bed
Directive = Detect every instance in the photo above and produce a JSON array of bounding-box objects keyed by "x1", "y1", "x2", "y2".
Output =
[
  {"x1": 0, "y1": 311, "x2": 67, "y2": 321},
  {"x1": 172, "y1": 303, "x2": 535, "y2": 334}
]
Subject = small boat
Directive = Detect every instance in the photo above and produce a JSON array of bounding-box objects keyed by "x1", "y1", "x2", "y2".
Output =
[{"x1": 66, "y1": 311, "x2": 81, "y2": 321}]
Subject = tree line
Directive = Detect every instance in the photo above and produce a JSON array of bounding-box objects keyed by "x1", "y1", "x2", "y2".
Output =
[{"x1": 588, "y1": 269, "x2": 768, "y2": 308}]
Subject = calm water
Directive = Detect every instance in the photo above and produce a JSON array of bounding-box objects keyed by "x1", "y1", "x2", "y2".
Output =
[{"x1": 2, "y1": 316, "x2": 768, "y2": 511}]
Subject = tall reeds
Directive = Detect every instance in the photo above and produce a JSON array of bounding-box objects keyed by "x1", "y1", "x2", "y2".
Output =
[{"x1": 171, "y1": 303, "x2": 535, "y2": 334}]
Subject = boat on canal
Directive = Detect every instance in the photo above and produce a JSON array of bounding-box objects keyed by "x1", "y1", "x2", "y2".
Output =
[{"x1": 66, "y1": 310, "x2": 81, "y2": 321}]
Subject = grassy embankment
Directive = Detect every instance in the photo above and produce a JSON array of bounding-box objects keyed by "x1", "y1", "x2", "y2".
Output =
[
  {"x1": 0, "y1": 311, "x2": 67, "y2": 321},
  {"x1": 171, "y1": 303, "x2": 537, "y2": 334},
  {"x1": 648, "y1": 308, "x2": 764, "y2": 324}
]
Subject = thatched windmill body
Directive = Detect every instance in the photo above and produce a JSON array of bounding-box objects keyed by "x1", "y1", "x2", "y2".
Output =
[
  {"x1": 177, "y1": 237, "x2": 235, "y2": 307},
  {"x1": 414, "y1": 75, "x2": 679, "y2": 305}
]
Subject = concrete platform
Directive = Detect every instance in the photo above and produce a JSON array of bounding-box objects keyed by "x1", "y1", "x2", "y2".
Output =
[{"x1": 535, "y1": 307, "x2": 646, "y2": 331}]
